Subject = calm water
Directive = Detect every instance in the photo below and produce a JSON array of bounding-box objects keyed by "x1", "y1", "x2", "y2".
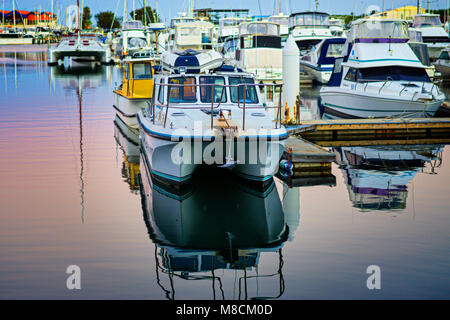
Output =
[{"x1": 0, "y1": 46, "x2": 449, "y2": 299}]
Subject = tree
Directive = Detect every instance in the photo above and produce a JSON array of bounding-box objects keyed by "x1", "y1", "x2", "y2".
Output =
[
  {"x1": 82, "y1": 7, "x2": 92, "y2": 29},
  {"x1": 130, "y1": 6, "x2": 159, "y2": 25},
  {"x1": 95, "y1": 11, "x2": 122, "y2": 30}
]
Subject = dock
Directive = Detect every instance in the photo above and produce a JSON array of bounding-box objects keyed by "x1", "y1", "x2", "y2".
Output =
[{"x1": 288, "y1": 117, "x2": 450, "y2": 140}]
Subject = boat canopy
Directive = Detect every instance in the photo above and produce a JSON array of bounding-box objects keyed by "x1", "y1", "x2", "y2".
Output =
[
  {"x1": 219, "y1": 18, "x2": 245, "y2": 28},
  {"x1": 349, "y1": 19, "x2": 409, "y2": 42},
  {"x1": 123, "y1": 20, "x2": 144, "y2": 30},
  {"x1": 268, "y1": 15, "x2": 289, "y2": 26},
  {"x1": 289, "y1": 12, "x2": 330, "y2": 29},
  {"x1": 239, "y1": 22, "x2": 280, "y2": 36},
  {"x1": 316, "y1": 38, "x2": 346, "y2": 66},
  {"x1": 413, "y1": 14, "x2": 442, "y2": 28}
]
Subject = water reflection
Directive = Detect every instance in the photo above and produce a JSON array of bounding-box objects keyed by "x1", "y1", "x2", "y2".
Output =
[
  {"x1": 335, "y1": 144, "x2": 444, "y2": 212},
  {"x1": 140, "y1": 163, "x2": 296, "y2": 300},
  {"x1": 114, "y1": 115, "x2": 140, "y2": 193}
]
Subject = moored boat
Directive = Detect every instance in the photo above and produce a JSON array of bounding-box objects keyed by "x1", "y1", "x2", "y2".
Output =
[
  {"x1": 321, "y1": 18, "x2": 446, "y2": 118},
  {"x1": 113, "y1": 56, "x2": 155, "y2": 128},
  {"x1": 137, "y1": 49, "x2": 287, "y2": 185}
]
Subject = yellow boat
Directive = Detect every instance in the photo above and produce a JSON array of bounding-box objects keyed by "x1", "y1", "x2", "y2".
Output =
[{"x1": 113, "y1": 57, "x2": 155, "y2": 128}]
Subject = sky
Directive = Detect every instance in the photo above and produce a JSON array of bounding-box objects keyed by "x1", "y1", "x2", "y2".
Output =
[{"x1": 8, "y1": 0, "x2": 450, "y2": 24}]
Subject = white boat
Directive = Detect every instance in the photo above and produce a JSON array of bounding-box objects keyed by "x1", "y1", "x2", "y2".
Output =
[
  {"x1": 217, "y1": 17, "x2": 245, "y2": 44},
  {"x1": 433, "y1": 47, "x2": 450, "y2": 79},
  {"x1": 48, "y1": 34, "x2": 113, "y2": 65},
  {"x1": 168, "y1": 20, "x2": 216, "y2": 51},
  {"x1": 268, "y1": 13, "x2": 289, "y2": 43},
  {"x1": 288, "y1": 11, "x2": 333, "y2": 55},
  {"x1": 300, "y1": 37, "x2": 346, "y2": 84},
  {"x1": 320, "y1": 19, "x2": 446, "y2": 118},
  {"x1": 114, "y1": 20, "x2": 153, "y2": 60},
  {"x1": 233, "y1": 21, "x2": 283, "y2": 83},
  {"x1": 410, "y1": 14, "x2": 449, "y2": 60},
  {"x1": 137, "y1": 49, "x2": 287, "y2": 185},
  {"x1": 329, "y1": 18, "x2": 345, "y2": 37}
]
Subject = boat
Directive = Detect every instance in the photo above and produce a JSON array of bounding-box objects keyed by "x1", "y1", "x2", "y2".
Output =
[
  {"x1": 300, "y1": 37, "x2": 346, "y2": 84},
  {"x1": 408, "y1": 28, "x2": 436, "y2": 80},
  {"x1": 168, "y1": 20, "x2": 216, "y2": 51},
  {"x1": 140, "y1": 164, "x2": 289, "y2": 299},
  {"x1": 113, "y1": 56, "x2": 155, "y2": 129},
  {"x1": 329, "y1": 18, "x2": 345, "y2": 37},
  {"x1": 320, "y1": 18, "x2": 446, "y2": 118},
  {"x1": 137, "y1": 49, "x2": 287, "y2": 185},
  {"x1": 268, "y1": 13, "x2": 289, "y2": 43},
  {"x1": 410, "y1": 14, "x2": 449, "y2": 60},
  {"x1": 288, "y1": 11, "x2": 333, "y2": 55},
  {"x1": 114, "y1": 20, "x2": 153, "y2": 60},
  {"x1": 233, "y1": 21, "x2": 283, "y2": 83},
  {"x1": 48, "y1": 34, "x2": 113, "y2": 65},
  {"x1": 217, "y1": 17, "x2": 245, "y2": 45},
  {"x1": 433, "y1": 47, "x2": 450, "y2": 79}
]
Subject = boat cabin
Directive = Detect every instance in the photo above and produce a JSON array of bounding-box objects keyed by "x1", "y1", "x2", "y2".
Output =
[
  {"x1": 115, "y1": 58, "x2": 155, "y2": 99},
  {"x1": 288, "y1": 12, "x2": 332, "y2": 52}
]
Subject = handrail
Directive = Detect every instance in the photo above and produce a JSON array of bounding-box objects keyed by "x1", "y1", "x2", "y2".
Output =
[{"x1": 150, "y1": 82, "x2": 284, "y2": 129}]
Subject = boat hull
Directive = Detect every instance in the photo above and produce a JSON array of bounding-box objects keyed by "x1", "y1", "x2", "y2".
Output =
[
  {"x1": 139, "y1": 123, "x2": 285, "y2": 185},
  {"x1": 113, "y1": 93, "x2": 148, "y2": 129},
  {"x1": 300, "y1": 62, "x2": 333, "y2": 84},
  {"x1": 320, "y1": 89, "x2": 443, "y2": 118}
]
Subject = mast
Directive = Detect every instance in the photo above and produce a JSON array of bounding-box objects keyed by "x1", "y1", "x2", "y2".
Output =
[
  {"x1": 13, "y1": 0, "x2": 16, "y2": 30},
  {"x1": 143, "y1": 0, "x2": 147, "y2": 26},
  {"x1": 124, "y1": 0, "x2": 127, "y2": 23}
]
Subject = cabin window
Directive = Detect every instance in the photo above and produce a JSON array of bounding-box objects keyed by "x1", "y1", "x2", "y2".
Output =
[
  {"x1": 133, "y1": 63, "x2": 153, "y2": 79},
  {"x1": 158, "y1": 79, "x2": 165, "y2": 104},
  {"x1": 125, "y1": 64, "x2": 130, "y2": 80},
  {"x1": 357, "y1": 66, "x2": 430, "y2": 82},
  {"x1": 344, "y1": 68, "x2": 357, "y2": 82},
  {"x1": 326, "y1": 43, "x2": 344, "y2": 58},
  {"x1": 229, "y1": 77, "x2": 259, "y2": 104},
  {"x1": 199, "y1": 76, "x2": 226, "y2": 103},
  {"x1": 439, "y1": 51, "x2": 449, "y2": 60},
  {"x1": 168, "y1": 77, "x2": 197, "y2": 103}
]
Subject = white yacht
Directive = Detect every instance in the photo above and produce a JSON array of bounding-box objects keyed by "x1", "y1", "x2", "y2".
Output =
[
  {"x1": 329, "y1": 18, "x2": 345, "y2": 37},
  {"x1": 300, "y1": 37, "x2": 346, "y2": 84},
  {"x1": 321, "y1": 19, "x2": 446, "y2": 118},
  {"x1": 217, "y1": 17, "x2": 245, "y2": 44},
  {"x1": 268, "y1": 13, "x2": 289, "y2": 43},
  {"x1": 168, "y1": 20, "x2": 216, "y2": 51},
  {"x1": 433, "y1": 47, "x2": 450, "y2": 79},
  {"x1": 137, "y1": 49, "x2": 287, "y2": 185},
  {"x1": 232, "y1": 21, "x2": 283, "y2": 83},
  {"x1": 48, "y1": 34, "x2": 113, "y2": 65},
  {"x1": 115, "y1": 20, "x2": 153, "y2": 60},
  {"x1": 289, "y1": 11, "x2": 333, "y2": 55},
  {"x1": 411, "y1": 14, "x2": 449, "y2": 60}
]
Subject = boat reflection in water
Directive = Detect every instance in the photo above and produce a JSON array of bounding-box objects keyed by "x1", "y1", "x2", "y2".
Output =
[
  {"x1": 114, "y1": 115, "x2": 140, "y2": 193},
  {"x1": 335, "y1": 144, "x2": 444, "y2": 212},
  {"x1": 140, "y1": 159, "x2": 297, "y2": 300}
]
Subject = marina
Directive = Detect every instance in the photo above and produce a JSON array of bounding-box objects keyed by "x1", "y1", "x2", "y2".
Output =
[{"x1": 0, "y1": 0, "x2": 450, "y2": 302}]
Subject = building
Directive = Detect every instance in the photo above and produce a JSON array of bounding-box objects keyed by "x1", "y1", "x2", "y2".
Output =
[
  {"x1": 0, "y1": 10, "x2": 56, "y2": 28},
  {"x1": 371, "y1": 6, "x2": 426, "y2": 21}
]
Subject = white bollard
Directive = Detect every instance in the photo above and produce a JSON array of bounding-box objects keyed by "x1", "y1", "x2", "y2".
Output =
[{"x1": 282, "y1": 35, "x2": 300, "y2": 123}]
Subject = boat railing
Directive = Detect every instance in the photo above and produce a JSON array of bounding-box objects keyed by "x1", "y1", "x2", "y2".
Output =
[{"x1": 149, "y1": 82, "x2": 284, "y2": 130}]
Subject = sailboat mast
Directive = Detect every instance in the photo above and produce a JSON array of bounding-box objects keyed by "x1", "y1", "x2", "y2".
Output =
[
  {"x1": 124, "y1": 0, "x2": 127, "y2": 23},
  {"x1": 143, "y1": 0, "x2": 146, "y2": 26},
  {"x1": 13, "y1": 0, "x2": 16, "y2": 30}
]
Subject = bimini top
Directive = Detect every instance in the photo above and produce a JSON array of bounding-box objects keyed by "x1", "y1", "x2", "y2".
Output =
[
  {"x1": 239, "y1": 22, "x2": 280, "y2": 37},
  {"x1": 348, "y1": 19, "x2": 409, "y2": 43},
  {"x1": 160, "y1": 49, "x2": 224, "y2": 74}
]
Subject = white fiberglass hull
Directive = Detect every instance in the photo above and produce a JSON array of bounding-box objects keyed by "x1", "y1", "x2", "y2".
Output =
[
  {"x1": 320, "y1": 89, "x2": 443, "y2": 118},
  {"x1": 0, "y1": 37, "x2": 33, "y2": 45},
  {"x1": 113, "y1": 93, "x2": 148, "y2": 129},
  {"x1": 139, "y1": 116, "x2": 286, "y2": 185}
]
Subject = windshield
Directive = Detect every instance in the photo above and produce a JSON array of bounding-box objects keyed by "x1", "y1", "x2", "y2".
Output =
[
  {"x1": 229, "y1": 77, "x2": 259, "y2": 104},
  {"x1": 199, "y1": 76, "x2": 226, "y2": 103},
  {"x1": 128, "y1": 37, "x2": 147, "y2": 48},
  {"x1": 220, "y1": 19, "x2": 244, "y2": 27},
  {"x1": 290, "y1": 13, "x2": 330, "y2": 28},
  {"x1": 351, "y1": 20, "x2": 409, "y2": 39},
  {"x1": 326, "y1": 43, "x2": 345, "y2": 57},
  {"x1": 413, "y1": 15, "x2": 442, "y2": 27},
  {"x1": 356, "y1": 66, "x2": 430, "y2": 82},
  {"x1": 133, "y1": 63, "x2": 153, "y2": 79},
  {"x1": 168, "y1": 77, "x2": 197, "y2": 103}
]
